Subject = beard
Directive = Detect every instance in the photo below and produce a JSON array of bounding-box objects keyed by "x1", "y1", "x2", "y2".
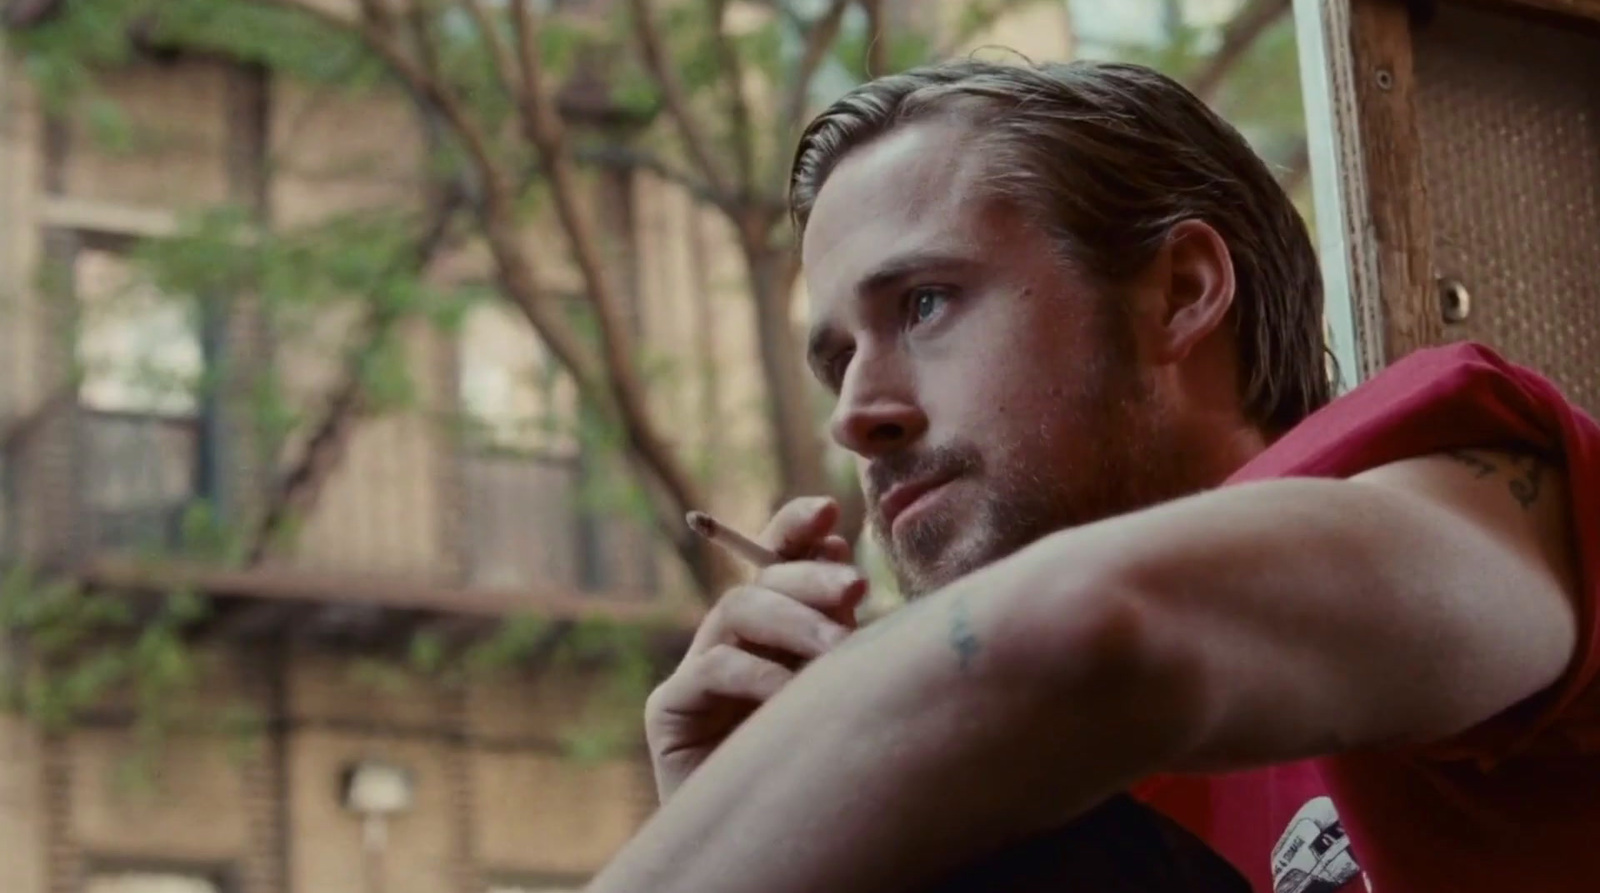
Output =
[{"x1": 871, "y1": 364, "x2": 1193, "y2": 599}]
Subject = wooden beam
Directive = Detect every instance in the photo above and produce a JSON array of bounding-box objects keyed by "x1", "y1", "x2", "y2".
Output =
[
  {"x1": 1296, "y1": 0, "x2": 1442, "y2": 374},
  {"x1": 80, "y1": 558, "x2": 705, "y2": 631}
]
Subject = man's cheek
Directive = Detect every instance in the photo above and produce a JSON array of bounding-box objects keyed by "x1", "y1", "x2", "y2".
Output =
[{"x1": 931, "y1": 359, "x2": 1013, "y2": 416}]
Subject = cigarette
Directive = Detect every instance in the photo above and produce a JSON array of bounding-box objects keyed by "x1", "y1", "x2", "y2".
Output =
[{"x1": 686, "y1": 511, "x2": 781, "y2": 568}]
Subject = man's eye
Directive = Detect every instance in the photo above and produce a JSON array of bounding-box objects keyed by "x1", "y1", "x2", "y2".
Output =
[{"x1": 907, "y1": 287, "x2": 950, "y2": 326}]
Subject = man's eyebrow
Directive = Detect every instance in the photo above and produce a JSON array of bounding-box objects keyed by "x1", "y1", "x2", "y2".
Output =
[{"x1": 858, "y1": 249, "x2": 982, "y2": 294}]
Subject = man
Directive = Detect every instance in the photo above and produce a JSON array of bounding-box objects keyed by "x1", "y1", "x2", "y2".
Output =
[{"x1": 587, "y1": 60, "x2": 1600, "y2": 892}]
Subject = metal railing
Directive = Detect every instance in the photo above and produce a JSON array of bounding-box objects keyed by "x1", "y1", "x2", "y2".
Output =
[
  {"x1": 78, "y1": 408, "x2": 199, "y2": 553},
  {"x1": 2, "y1": 398, "x2": 657, "y2": 599},
  {"x1": 460, "y1": 448, "x2": 657, "y2": 596}
]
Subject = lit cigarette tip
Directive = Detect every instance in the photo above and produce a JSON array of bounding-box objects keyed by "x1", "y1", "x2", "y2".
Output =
[{"x1": 685, "y1": 510, "x2": 716, "y2": 538}]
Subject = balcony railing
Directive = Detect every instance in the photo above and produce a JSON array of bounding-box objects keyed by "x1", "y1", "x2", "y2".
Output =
[
  {"x1": 3, "y1": 399, "x2": 658, "y2": 601},
  {"x1": 79, "y1": 408, "x2": 198, "y2": 553},
  {"x1": 2, "y1": 401, "x2": 198, "y2": 565},
  {"x1": 461, "y1": 448, "x2": 657, "y2": 597}
]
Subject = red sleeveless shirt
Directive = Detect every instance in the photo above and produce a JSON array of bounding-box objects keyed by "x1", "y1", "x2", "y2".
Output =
[{"x1": 1135, "y1": 342, "x2": 1600, "y2": 892}]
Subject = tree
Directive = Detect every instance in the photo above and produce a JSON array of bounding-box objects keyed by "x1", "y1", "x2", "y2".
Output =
[{"x1": 10, "y1": 0, "x2": 1301, "y2": 603}]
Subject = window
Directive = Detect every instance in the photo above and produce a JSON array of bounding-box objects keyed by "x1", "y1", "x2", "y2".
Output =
[
  {"x1": 458, "y1": 302, "x2": 584, "y2": 589},
  {"x1": 65, "y1": 238, "x2": 205, "y2": 551},
  {"x1": 456, "y1": 302, "x2": 655, "y2": 595},
  {"x1": 75, "y1": 245, "x2": 202, "y2": 417},
  {"x1": 458, "y1": 302, "x2": 576, "y2": 457}
]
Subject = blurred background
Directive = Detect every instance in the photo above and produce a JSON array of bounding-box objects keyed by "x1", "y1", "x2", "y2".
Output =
[{"x1": 0, "y1": 1, "x2": 1309, "y2": 891}]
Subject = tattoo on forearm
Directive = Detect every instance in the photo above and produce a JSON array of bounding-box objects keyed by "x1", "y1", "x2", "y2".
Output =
[
  {"x1": 949, "y1": 592, "x2": 980, "y2": 672},
  {"x1": 1445, "y1": 449, "x2": 1548, "y2": 510}
]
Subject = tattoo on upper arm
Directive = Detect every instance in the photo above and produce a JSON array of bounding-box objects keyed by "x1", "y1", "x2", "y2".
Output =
[
  {"x1": 1508, "y1": 455, "x2": 1546, "y2": 509},
  {"x1": 948, "y1": 592, "x2": 980, "y2": 671},
  {"x1": 1444, "y1": 449, "x2": 1548, "y2": 510},
  {"x1": 1446, "y1": 449, "x2": 1498, "y2": 479}
]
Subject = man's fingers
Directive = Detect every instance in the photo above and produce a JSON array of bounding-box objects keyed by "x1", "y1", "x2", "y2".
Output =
[
  {"x1": 688, "y1": 581, "x2": 851, "y2": 658},
  {"x1": 714, "y1": 583, "x2": 851, "y2": 657},
  {"x1": 652, "y1": 644, "x2": 796, "y2": 714},
  {"x1": 759, "y1": 496, "x2": 840, "y2": 559},
  {"x1": 812, "y1": 534, "x2": 854, "y2": 565},
  {"x1": 754, "y1": 561, "x2": 867, "y2": 611}
]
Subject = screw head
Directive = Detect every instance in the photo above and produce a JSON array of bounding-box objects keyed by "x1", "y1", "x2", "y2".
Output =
[{"x1": 1439, "y1": 277, "x2": 1472, "y2": 323}]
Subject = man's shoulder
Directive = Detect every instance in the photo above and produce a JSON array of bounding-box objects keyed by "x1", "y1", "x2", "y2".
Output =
[{"x1": 1229, "y1": 341, "x2": 1584, "y2": 485}]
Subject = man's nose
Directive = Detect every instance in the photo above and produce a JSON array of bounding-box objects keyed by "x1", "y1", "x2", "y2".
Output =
[{"x1": 828, "y1": 361, "x2": 928, "y2": 457}]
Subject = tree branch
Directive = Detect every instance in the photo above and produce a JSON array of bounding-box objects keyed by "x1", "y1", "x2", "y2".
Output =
[
  {"x1": 355, "y1": 0, "x2": 393, "y2": 35},
  {"x1": 573, "y1": 144, "x2": 740, "y2": 214},
  {"x1": 503, "y1": 1, "x2": 717, "y2": 580},
  {"x1": 624, "y1": 0, "x2": 734, "y2": 199},
  {"x1": 861, "y1": 0, "x2": 888, "y2": 78},
  {"x1": 254, "y1": 0, "x2": 504, "y2": 201},
  {"x1": 457, "y1": 0, "x2": 522, "y2": 104},
  {"x1": 708, "y1": 0, "x2": 756, "y2": 192},
  {"x1": 257, "y1": 0, "x2": 728, "y2": 598},
  {"x1": 781, "y1": 0, "x2": 852, "y2": 139},
  {"x1": 405, "y1": 0, "x2": 444, "y2": 82},
  {"x1": 250, "y1": 1, "x2": 594, "y2": 378},
  {"x1": 247, "y1": 188, "x2": 467, "y2": 566},
  {"x1": 508, "y1": 0, "x2": 542, "y2": 107},
  {"x1": 1187, "y1": 0, "x2": 1291, "y2": 103}
]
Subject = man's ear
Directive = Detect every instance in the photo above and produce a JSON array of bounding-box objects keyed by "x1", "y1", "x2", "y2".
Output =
[{"x1": 1150, "y1": 219, "x2": 1235, "y2": 363}]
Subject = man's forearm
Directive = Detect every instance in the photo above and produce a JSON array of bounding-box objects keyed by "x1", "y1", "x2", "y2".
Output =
[
  {"x1": 586, "y1": 468, "x2": 1576, "y2": 893},
  {"x1": 585, "y1": 538, "x2": 1197, "y2": 893}
]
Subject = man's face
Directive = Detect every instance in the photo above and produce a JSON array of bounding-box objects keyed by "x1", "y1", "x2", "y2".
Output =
[{"x1": 803, "y1": 119, "x2": 1190, "y2": 597}]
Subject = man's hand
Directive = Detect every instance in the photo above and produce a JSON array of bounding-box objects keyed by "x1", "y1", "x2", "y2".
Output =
[{"x1": 645, "y1": 497, "x2": 866, "y2": 802}]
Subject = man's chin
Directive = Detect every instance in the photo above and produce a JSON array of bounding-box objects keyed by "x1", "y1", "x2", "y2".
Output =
[
  {"x1": 889, "y1": 519, "x2": 1061, "y2": 599},
  {"x1": 887, "y1": 532, "x2": 994, "y2": 599}
]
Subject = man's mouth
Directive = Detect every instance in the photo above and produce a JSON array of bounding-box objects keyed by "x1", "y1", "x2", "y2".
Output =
[{"x1": 878, "y1": 475, "x2": 958, "y2": 535}]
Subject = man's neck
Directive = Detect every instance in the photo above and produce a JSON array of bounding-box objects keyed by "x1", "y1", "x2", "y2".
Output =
[{"x1": 1169, "y1": 413, "x2": 1271, "y2": 495}]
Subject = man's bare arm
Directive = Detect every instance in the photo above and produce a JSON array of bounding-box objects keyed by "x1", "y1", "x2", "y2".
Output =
[
  {"x1": 584, "y1": 451, "x2": 1580, "y2": 893},
  {"x1": 1115, "y1": 449, "x2": 1578, "y2": 771}
]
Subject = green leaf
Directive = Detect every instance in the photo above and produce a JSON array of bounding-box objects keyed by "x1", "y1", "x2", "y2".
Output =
[
  {"x1": 349, "y1": 658, "x2": 412, "y2": 694},
  {"x1": 463, "y1": 613, "x2": 552, "y2": 676},
  {"x1": 356, "y1": 332, "x2": 416, "y2": 412},
  {"x1": 610, "y1": 70, "x2": 662, "y2": 118},
  {"x1": 84, "y1": 97, "x2": 136, "y2": 154},
  {"x1": 408, "y1": 632, "x2": 448, "y2": 676}
]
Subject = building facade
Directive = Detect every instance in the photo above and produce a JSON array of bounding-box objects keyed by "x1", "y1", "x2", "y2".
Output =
[{"x1": 0, "y1": 3, "x2": 1077, "y2": 892}]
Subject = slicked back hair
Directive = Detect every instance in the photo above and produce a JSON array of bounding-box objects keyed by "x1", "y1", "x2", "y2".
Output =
[{"x1": 789, "y1": 59, "x2": 1330, "y2": 434}]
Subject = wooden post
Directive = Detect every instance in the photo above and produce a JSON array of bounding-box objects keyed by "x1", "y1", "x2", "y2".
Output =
[{"x1": 1295, "y1": 0, "x2": 1439, "y2": 386}]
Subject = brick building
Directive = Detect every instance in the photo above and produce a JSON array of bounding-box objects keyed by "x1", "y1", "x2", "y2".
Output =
[{"x1": 0, "y1": 3, "x2": 1076, "y2": 893}]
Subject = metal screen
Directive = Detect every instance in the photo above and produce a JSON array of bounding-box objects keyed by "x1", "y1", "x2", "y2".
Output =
[{"x1": 1412, "y1": 4, "x2": 1600, "y2": 416}]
